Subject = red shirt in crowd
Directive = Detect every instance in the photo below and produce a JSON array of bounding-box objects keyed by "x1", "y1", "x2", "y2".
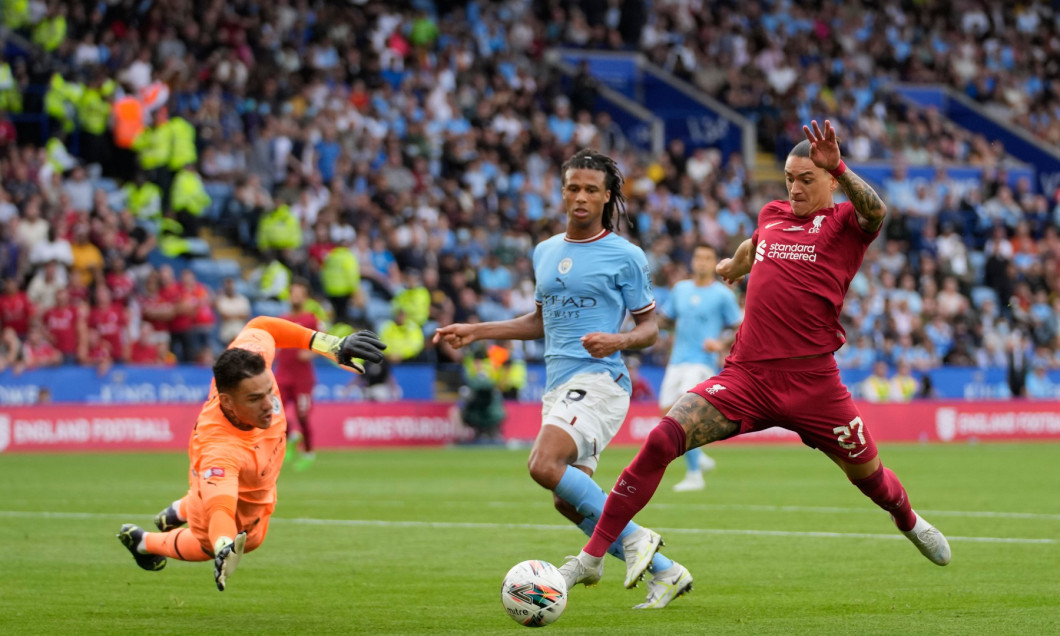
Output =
[
  {"x1": 0, "y1": 290, "x2": 35, "y2": 337},
  {"x1": 89, "y1": 301, "x2": 128, "y2": 361},
  {"x1": 106, "y1": 270, "x2": 137, "y2": 306},
  {"x1": 139, "y1": 289, "x2": 174, "y2": 333},
  {"x1": 166, "y1": 281, "x2": 193, "y2": 334},
  {"x1": 42, "y1": 303, "x2": 83, "y2": 356},
  {"x1": 23, "y1": 338, "x2": 60, "y2": 368}
]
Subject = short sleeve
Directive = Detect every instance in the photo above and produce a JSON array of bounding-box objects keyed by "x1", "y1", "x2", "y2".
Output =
[
  {"x1": 621, "y1": 246, "x2": 656, "y2": 315},
  {"x1": 838, "y1": 201, "x2": 881, "y2": 244}
]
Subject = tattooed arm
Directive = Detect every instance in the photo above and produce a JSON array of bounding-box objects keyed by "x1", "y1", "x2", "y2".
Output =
[
  {"x1": 837, "y1": 168, "x2": 887, "y2": 233},
  {"x1": 802, "y1": 119, "x2": 887, "y2": 233}
]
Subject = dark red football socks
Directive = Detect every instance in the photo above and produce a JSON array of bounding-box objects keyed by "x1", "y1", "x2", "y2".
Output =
[
  {"x1": 585, "y1": 417, "x2": 687, "y2": 557},
  {"x1": 852, "y1": 464, "x2": 916, "y2": 531}
]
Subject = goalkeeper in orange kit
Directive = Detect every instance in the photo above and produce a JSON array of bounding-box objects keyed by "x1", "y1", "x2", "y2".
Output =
[{"x1": 116, "y1": 316, "x2": 385, "y2": 590}]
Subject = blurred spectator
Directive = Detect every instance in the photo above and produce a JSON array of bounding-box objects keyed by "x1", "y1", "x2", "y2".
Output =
[
  {"x1": 69, "y1": 222, "x2": 104, "y2": 288},
  {"x1": 379, "y1": 308, "x2": 425, "y2": 363},
  {"x1": 128, "y1": 323, "x2": 174, "y2": 366},
  {"x1": 454, "y1": 346, "x2": 507, "y2": 443},
  {"x1": 0, "y1": 276, "x2": 35, "y2": 337},
  {"x1": 1025, "y1": 360, "x2": 1057, "y2": 399},
  {"x1": 861, "y1": 361, "x2": 893, "y2": 403},
  {"x1": 22, "y1": 322, "x2": 62, "y2": 370},
  {"x1": 215, "y1": 277, "x2": 251, "y2": 345},
  {"x1": 890, "y1": 360, "x2": 920, "y2": 402},
  {"x1": 88, "y1": 285, "x2": 129, "y2": 363},
  {"x1": 0, "y1": 326, "x2": 21, "y2": 372},
  {"x1": 79, "y1": 327, "x2": 114, "y2": 376},
  {"x1": 175, "y1": 268, "x2": 215, "y2": 362},
  {"x1": 41, "y1": 289, "x2": 83, "y2": 364}
]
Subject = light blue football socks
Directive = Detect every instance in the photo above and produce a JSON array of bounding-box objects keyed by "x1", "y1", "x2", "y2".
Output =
[{"x1": 556, "y1": 465, "x2": 674, "y2": 573}]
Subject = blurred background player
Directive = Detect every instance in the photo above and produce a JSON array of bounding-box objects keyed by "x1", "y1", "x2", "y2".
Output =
[
  {"x1": 116, "y1": 317, "x2": 385, "y2": 590},
  {"x1": 435, "y1": 149, "x2": 692, "y2": 609},
  {"x1": 275, "y1": 278, "x2": 323, "y2": 471},
  {"x1": 560, "y1": 121, "x2": 950, "y2": 593},
  {"x1": 657, "y1": 244, "x2": 741, "y2": 492}
]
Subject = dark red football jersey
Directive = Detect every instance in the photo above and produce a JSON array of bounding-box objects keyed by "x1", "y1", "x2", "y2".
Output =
[
  {"x1": 729, "y1": 200, "x2": 879, "y2": 363},
  {"x1": 273, "y1": 312, "x2": 320, "y2": 385}
]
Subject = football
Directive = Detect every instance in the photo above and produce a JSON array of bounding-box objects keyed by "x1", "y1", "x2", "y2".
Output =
[{"x1": 500, "y1": 560, "x2": 568, "y2": 627}]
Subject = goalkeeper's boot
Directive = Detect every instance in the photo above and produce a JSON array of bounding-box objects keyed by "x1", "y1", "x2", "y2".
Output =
[
  {"x1": 154, "y1": 503, "x2": 185, "y2": 532},
  {"x1": 633, "y1": 562, "x2": 693, "y2": 609},
  {"x1": 622, "y1": 527, "x2": 663, "y2": 588},
  {"x1": 117, "y1": 524, "x2": 167, "y2": 571},
  {"x1": 900, "y1": 511, "x2": 951, "y2": 566},
  {"x1": 558, "y1": 552, "x2": 603, "y2": 590}
]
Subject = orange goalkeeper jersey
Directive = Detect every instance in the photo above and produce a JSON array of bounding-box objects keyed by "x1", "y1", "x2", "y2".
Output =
[{"x1": 187, "y1": 325, "x2": 288, "y2": 514}]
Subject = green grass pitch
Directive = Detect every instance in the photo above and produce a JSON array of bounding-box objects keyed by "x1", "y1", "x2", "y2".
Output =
[{"x1": 1, "y1": 442, "x2": 1058, "y2": 634}]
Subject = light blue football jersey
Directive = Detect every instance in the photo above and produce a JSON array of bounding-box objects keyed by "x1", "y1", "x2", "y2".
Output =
[
  {"x1": 533, "y1": 231, "x2": 655, "y2": 394},
  {"x1": 659, "y1": 279, "x2": 742, "y2": 368}
]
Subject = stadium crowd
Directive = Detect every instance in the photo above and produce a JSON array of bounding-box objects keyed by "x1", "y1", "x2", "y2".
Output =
[{"x1": 1, "y1": 0, "x2": 1059, "y2": 399}]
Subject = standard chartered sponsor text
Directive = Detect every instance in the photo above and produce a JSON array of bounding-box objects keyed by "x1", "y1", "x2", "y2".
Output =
[
  {"x1": 11, "y1": 417, "x2": 174, "y2": 444},
  {"x1": 767, "y1": 242, "x2": 817, "y2": 262}
]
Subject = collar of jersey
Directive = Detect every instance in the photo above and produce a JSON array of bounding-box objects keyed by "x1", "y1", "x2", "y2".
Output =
[{"x1": 564, "y1": 228, "x2": 610, "y2": 243}]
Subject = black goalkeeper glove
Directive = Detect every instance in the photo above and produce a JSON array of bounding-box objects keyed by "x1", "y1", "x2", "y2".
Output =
[{"x1": 311, "y1": 330, "x2": 387, "y2": 373}]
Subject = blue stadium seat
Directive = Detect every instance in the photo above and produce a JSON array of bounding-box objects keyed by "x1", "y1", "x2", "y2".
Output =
[
  {"x1": 92, "y1": 177, "x2": 119, "y2": 193},
  {"x1": 252, "y1": 299, "x2": 290, "y2": 317},
  {"x1": 971, "y1": 286, "x2": 998, "y2": 310},
  {"x1": 190, "y1": 259, "x2": 243, "y2": 289},
  {"x1": 366, "y1": 296, "x2": 394, "y2": 325}
]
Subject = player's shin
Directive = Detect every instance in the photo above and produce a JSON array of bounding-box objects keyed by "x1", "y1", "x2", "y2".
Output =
[
  {"x1": 851, "y1": 464, "x2": 916, "y2": 531},
  {"x1": 584, "y1": 417, "x2": 686, "y2": 558}
]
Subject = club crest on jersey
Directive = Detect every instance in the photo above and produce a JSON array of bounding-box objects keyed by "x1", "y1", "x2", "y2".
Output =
[
  {"x1": 809, "y1": 215, "x2": 825, "y2": 233},
  {"x1": 704, "y1": 384, "x2": 726, "y2": 395},
  {"x1": 558, "y1": 258, "x2": 573, "y2": 274},
  {"x1": 271, "y1": 395, "x2": 282, "y2": 414},
  {"x1": 203, "y1": 467, "x2": 225, "y2": 479}
]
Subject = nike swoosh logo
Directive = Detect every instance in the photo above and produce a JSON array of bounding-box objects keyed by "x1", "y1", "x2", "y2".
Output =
[
  {"x1": 848, "y1": 448, "x2": 868, "y2": 458},
  {"x1": 610, "y1": 490, "x2": 629, "y2": 498},
  {"x1": 765, "y1": 221, "x2": 783, "y2": 228}
]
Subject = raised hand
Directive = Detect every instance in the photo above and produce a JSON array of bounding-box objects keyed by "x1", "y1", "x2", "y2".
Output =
[{"x1": 802, "y1": 119, "x2": 841, "y2": 172}]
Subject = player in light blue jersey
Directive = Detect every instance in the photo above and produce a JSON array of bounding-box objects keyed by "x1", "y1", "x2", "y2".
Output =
[
  {"x1": 658, "y1": 244, "x2": 742, "y2": 492},
  {"x1": 434, "y1": 149, "x2": 693, "y2": 609}
]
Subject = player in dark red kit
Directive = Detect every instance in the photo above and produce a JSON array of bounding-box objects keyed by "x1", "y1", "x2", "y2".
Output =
[
  {"x1": 560, "y1": 120, "x2": 951, "y2": 593},
  {"x1": 274, "y1": 279, "x2": 322, "y2": 471}
]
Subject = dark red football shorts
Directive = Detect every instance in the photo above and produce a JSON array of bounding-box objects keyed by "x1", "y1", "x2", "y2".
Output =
[{"x1": 689, "y1": 354, "x2": 878, "y2": 464}]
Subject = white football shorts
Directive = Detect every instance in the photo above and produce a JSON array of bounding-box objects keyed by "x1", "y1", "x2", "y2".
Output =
[
  {"x1": 541, "y1": 372, "x2": 630, "y2": 472},
  {"x1": 658, "y1": 362, "x2": 716, "y2": 409}
]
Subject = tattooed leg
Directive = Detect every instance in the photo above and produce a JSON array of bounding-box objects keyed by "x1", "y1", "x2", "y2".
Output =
[{"x1": 668, "y1": 392, "x2": 740, "y2": 451}]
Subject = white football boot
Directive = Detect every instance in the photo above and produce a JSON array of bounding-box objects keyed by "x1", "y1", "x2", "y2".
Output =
[
  {"x1": 633, "y1": 562, "x2": 693, "y2": 609},
  {"x1": 900, "y1": 511, "x2": 951, "y2": 566},
  {"x1": 558, "y1": 552, "x2": 604, "y2": 590},
  {"x1": 622, "y1": 527, "x2": 663, "y2": 588}
]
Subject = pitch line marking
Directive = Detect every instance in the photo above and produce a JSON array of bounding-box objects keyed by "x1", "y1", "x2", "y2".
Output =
[
  {"x1": 0, "y1": 510, "x2": 1054, "y2": 545},
  {"x1": 286, "y1": 498, "x2": 1060, "y2": 521}
]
